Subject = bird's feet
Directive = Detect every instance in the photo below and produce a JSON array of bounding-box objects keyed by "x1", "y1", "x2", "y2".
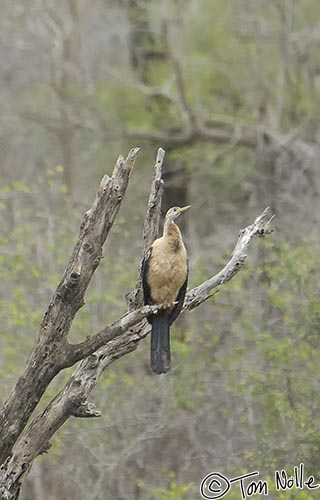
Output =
[{"x1": 158, "y1": 300, "x2": 176, "y2": 310}]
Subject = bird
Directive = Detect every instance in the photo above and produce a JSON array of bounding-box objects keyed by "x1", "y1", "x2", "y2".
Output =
[{"x1": 142, "y1": 205, "x2": 190, "y2": 374}]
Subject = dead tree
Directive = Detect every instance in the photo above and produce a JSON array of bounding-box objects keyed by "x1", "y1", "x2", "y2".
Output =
[{"x1": 0, "y1": 148, "x2": 273, "y2": 499}]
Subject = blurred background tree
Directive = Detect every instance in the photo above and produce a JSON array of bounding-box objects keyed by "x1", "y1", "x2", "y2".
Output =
[{"x1": 0, "y1": 0, "x2": 320, "y2": 498}]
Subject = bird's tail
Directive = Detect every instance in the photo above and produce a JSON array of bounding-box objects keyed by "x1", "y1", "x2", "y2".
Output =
[{"x1": 150, "y1": 314, "x2": 171, "y2": 374}]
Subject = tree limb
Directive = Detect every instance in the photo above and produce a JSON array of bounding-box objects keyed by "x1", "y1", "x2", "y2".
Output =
[
  {"x1": 0, "y1": 205, "x2": 274, "y2": 498},
  {"x1": 164, "y1": 16, "x2": 197, "y2": 128},
  {"x1": 184, "y1": 208, "x2": 275, "y2": 310},
  {"x1": 0, "y1": 147, "x2": 140, "y2": 465},
  {"x1": 125, "y1": 126, "x2": 257, "y2": 148},
  {"x1": 67, "y1": 305, "x2": 157, "y2": 364},
  {"x1": 0, "y1": 146, "x2": 274, "y2": 499},
  {"x1": 126, "y1": 147, "x2": 165, "y2": 311}
]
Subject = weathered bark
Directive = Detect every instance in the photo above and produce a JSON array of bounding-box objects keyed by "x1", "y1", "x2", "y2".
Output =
[
  {"x1": 184, "y1": 208, "x2": 274, "y2": 310},
  {"x1": 0, "y1": 147, "x2": 274, "y2": 500},
  {"x1": 0, "y1": 148, "x2": 140, "y2": 466}
]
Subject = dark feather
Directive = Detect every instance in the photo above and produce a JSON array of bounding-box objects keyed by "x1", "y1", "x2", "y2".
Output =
[
  {"x1": 151, "y1": 313, "x2": 171, "y2": 374},
  {"x1": 141, "y1": 249, "x2": 153, "y2": 324},
  {"x1": 169, "y1": 267, "x2": 188, "y2": 325}
]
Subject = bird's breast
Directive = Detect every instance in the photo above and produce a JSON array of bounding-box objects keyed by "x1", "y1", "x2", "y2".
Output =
[{"x1": 147, "y1": 238, "x2": 188, "y2": 307}]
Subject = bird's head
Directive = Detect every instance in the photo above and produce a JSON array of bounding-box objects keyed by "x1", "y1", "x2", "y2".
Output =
[{"x1": 165, "y1": 205, "x2": 191, "y2": 224}]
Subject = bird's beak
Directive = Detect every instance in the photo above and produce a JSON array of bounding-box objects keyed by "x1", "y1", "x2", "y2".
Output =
[{"x1": 178, "y1": 205, "x2": 191, "y2": 214}]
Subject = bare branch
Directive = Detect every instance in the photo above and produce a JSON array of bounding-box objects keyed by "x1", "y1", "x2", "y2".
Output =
[
  {"x1": 0, "y1": 147, "x2": 275, "y2": 499},
  {"x1": 185, "y1": 207, "x2": 274, "y2": 310},
  {"x1": 72, "y1": 402, "x2": 101, "y2": 418},
  {"x1": 164, "y1": 17, "x2": 197, "y2": 127},
  {"x1": 126, "y1": 148, "x2": 165, "y2": 311},
  {"x1": 68, "y1": 305, "x2": 157, "y2": 364},
  {"x1": 2, "y1": 206, "x2": 274, "y2": 491},
  {"x1": 0, "y1": 321, "x2": 150, "y2": 493},
  {"x1": 142, "y1": 148, "x2": 165, "y2": 252},
  {"x1": 125, "y1": 126, "x2": 257, "y2": 148},
  {"x1": 0, "y1": 147, "x2": 140, "y2": 465}
]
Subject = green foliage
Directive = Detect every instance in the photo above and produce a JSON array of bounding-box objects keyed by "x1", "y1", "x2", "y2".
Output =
[
  {"x1": 149, "y1": 472, "x2": 196, "y2": 500},
  {"x1": 0, "y1": 171, "x2": 73, "y2": 401},
  {"x1": 218, "y1": 238, "x2": 320, "y2": 473}
]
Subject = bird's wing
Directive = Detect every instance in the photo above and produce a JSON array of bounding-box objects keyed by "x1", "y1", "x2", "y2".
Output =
[
  {"x1": 141, "y1": 248, "x2": 153, "y2": 324},
  {"x1": 169, "y1": 270, "x2": 188, "y2": 326}
]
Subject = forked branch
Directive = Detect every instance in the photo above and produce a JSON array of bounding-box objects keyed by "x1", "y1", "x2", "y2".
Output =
[{"x1": 0, "y1": 147, "x2": 274, "y2": 500}]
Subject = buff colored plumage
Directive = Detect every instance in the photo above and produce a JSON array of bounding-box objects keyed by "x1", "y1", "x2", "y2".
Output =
[{"x1": 142, "y1": 206, "x2": 190, "y2": 374}]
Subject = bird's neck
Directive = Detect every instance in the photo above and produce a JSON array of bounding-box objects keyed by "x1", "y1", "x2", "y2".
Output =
[{"x1": 163, "y1": 221, "x2": 182, "y2": 240}]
